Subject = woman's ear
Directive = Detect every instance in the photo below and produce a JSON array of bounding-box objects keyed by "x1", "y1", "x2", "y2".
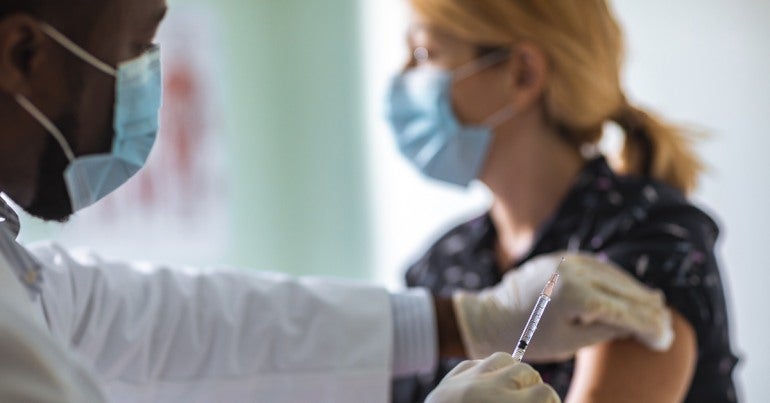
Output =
[
  {"x1": 0, "y1": 15, "x2": 48, "y2": 95},
  {"x1": 507, "y1": 42, "x2": 549, "y2": 112}
]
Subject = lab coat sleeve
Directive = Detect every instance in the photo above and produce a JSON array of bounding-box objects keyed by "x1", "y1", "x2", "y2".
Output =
[
  {"x1": 390, "y1": 288, "x2": 438, "y2": 377},
  {"x1": 0, "y1": 302, "x2": 108, "y2": 403},
  {"x1": 0, "y1": 253, "x2": 107, "y2": 403},
  {"x1": 30, "y1": 242, "x2": 394, "y2": 403}
]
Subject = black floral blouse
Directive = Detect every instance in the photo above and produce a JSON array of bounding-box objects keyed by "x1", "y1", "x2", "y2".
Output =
[{"x1": 391, "y1": 157, "x2": 739, "y2": 403}]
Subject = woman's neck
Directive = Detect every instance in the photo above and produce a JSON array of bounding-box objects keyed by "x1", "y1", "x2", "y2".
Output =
[{"x1": 480, "y1": 118, "x2": 585, "y2": 269}]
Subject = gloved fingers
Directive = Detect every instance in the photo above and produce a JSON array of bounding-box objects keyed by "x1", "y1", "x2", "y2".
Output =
[
  {"x1": 445, "y1": 359, "x2": 481, "y2": 378},
  {"x1": 454, "y1": 289, "x2": 528, "y2": 359},
  {"x1": 570, "y1": 322, "x2": 631, "y2": 345},
  {"x1": 632, "y1": 307, "x2": 674, "y2": 351},
  {"x1": 568, "y1": 301, "x2": 674, "y2": 352},
  {"x1": 495, "y1": 361, "x2": 542, "y2": 389},
  {"x1": 568, "y1": 285, "x2": 665, "y2": 332},
  {"x1": 588, "y1": 270, "x2": 666, "y2": 305},
  {"x1": 584, "y1": 294, "x2": 671, "y2": 349},
  {"x1": 557, "y1": 255, "x2": 663, "y2": 305},
  {"x1": 476, "y1": 352, "x2": 520, "y2": 373},
  {"x1": 508, "y1": 255, "x2": 564, "y2": 289},
  {"x1": 451, "y1": 291, "x2": 490, "y2": 360},
  {"x1": 455, "y1": 354, "x2": 544, "y2": 389},
  {"x1": 567, "y1": 313, "x2": 673, "y2": 353},
  {"x1": 504, "y1": 383, "x2": 562, "y2": 403},
  {"x1": 523, "y1": 322, "x2": 628, "y2": 363}
]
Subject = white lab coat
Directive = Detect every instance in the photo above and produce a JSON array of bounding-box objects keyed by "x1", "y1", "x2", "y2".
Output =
[
  {"x1": 26, "y1": 242, "x2": 394, "y2": 403},
  {"x1": 0, "y1": 250, "x2": 107, "y2": 402}
]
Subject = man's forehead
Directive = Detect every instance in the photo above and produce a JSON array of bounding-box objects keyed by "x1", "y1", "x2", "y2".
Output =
[
  {"x1": 90, "y1": 0, "x2": 166, "y2": 42},
  {"x1": 112, "y1": 0, "x2": 166, "y2": 20},
  {"x1": 150, "y1": 4, "x2": 168, "y2": 29},
  {"x1": 78, "y1": 0, "x2": 166, "y2": 63},
  {"x1": 147, "y1": 0, "x2": 168, "y2": 21}
]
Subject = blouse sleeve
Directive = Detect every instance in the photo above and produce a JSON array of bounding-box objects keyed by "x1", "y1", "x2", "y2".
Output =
[{"x1": 597, "y1": 202, "x2": 728, "y2": 353}]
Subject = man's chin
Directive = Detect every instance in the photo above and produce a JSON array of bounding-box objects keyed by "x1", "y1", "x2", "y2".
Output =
[
  {"x1": 24, "y1": 194, "x2": 73, "y2": 223},
  {"x1": 29, "y1": 123, "x2": 77, "y2": 223}
]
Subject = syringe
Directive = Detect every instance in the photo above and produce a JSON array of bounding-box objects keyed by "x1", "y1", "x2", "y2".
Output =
[{"x1": 511, "y1": 258, "x2": 564, "y2": 362}]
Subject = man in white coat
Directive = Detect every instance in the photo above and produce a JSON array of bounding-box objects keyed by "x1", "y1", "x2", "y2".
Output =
[{"x1": 0, "y1": 0, "x2": 674, "y2": 402}]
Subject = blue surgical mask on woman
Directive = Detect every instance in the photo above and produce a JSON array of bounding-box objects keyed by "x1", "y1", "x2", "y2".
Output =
[
  {"x1": 15, "y1": 23, "x2": 162, "y2": 213},
  {"x1": 385, "y1": 50, "x2": 514, "y2": 187}
]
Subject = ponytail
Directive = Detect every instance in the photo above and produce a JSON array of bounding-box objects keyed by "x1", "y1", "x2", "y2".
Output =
[{"x1": 612, "y1": 102, "x2": 703, "y2": 195}]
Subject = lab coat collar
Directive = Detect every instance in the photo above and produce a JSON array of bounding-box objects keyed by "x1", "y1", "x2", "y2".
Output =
[
  {"x1": 0, "y1": 216, "x2": 42, "y2": 298},
  {"x1": 0, "y1": 195, "x2": 21, "y2": 238}
]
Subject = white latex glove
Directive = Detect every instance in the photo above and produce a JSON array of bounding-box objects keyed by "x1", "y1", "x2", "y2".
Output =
[
  {"x1": 426, "y1": 352, "x2": 560, "y2": 403},
  {"x1": 453, "y1": 252, "x2": 673, "y2": 362}
]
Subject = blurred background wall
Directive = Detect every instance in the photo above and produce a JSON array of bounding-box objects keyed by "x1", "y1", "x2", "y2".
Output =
[
  {"x1": 19, "y1": 0, "x2": 373, "y2": 280},
  {"x1": 15, "y1": 0, "x2": 769, "y2": 400}
]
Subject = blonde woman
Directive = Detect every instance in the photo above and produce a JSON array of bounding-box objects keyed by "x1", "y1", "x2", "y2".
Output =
[{"x1": 386, "y1": 1, "x2": 738, "y2": 402}]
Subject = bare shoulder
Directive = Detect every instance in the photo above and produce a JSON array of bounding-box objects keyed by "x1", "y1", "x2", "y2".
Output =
[{"x1": 566, "y1": 309, "x2": 697, "y2": 403}]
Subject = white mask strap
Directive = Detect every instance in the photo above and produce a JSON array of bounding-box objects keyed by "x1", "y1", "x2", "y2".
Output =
[
  {"x1": 15, "y1": 94, "x2": 76, "y2": 162},
  {"x1": 453, "y1": 49, "x2": 511, "y2": 82},
  {"x1": 39, "y1": 23, "x2": 117, "y2": 77},
  {"x1": 483, "y1": 104, "x2": 516, "y2": 129}
]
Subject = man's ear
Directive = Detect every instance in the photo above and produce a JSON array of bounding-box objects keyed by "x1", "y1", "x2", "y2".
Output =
[
  {"x1": 507, "y1": 42, "x2": 549, "y2": 112},
  {"x1": 0, "y1": 14, "x2": 48, "y2": 95}
]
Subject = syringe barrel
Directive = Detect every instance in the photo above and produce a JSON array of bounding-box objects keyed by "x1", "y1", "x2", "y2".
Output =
[{"x1": 517, "y1": 294, "x2": 551, "y2": 347}]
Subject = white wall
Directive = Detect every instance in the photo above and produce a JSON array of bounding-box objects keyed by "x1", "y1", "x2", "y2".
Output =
[
  {"x1": 362, "y1": 1, "x2": 492, "y2": 291},
  {"x1": 20, "y1": 0, "x2": 375, "y2": 280},
  {"x1": 362, "y1": 1, "x2": 770, "y2": 400}
]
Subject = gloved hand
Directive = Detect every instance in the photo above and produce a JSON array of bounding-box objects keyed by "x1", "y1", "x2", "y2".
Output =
[
  {"x1": 426, "y1": 352, "x2": 561, "y2": 403},
  {"x1": 453, "y1": 252, "x2": 673, "y2": 362}
]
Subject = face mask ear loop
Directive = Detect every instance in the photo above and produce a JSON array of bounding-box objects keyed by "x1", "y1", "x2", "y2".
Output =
[
  {"x1": 453, "y1": 49, "x2": 512, "y2": 82},
  {"x1": 15, "y1": 94, "x2": 76, "y2": 162},
  {"x1": 483, "y1": 104, "x2": 516, "y2": 129},
  {"x1": 39, "y1": 23, "x2": 117, "y2": 77}
]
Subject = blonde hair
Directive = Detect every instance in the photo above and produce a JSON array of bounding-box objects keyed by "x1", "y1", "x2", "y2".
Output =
[{"x1": 409, "y1": 0, "x2": 703, "y2": 194}]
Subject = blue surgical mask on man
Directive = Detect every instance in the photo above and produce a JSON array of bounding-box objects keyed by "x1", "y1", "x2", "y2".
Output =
[
  {"x1": 385, "y1": 50, "x2": 514, "y2": 187},
  {"x1": 15, "y1": 23, "x2": 162, "y2": 212}
]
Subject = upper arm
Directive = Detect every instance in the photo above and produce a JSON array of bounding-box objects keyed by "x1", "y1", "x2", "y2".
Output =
[{"x1": 565, "y1": 309, "x2": 697, "y2": 403}]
